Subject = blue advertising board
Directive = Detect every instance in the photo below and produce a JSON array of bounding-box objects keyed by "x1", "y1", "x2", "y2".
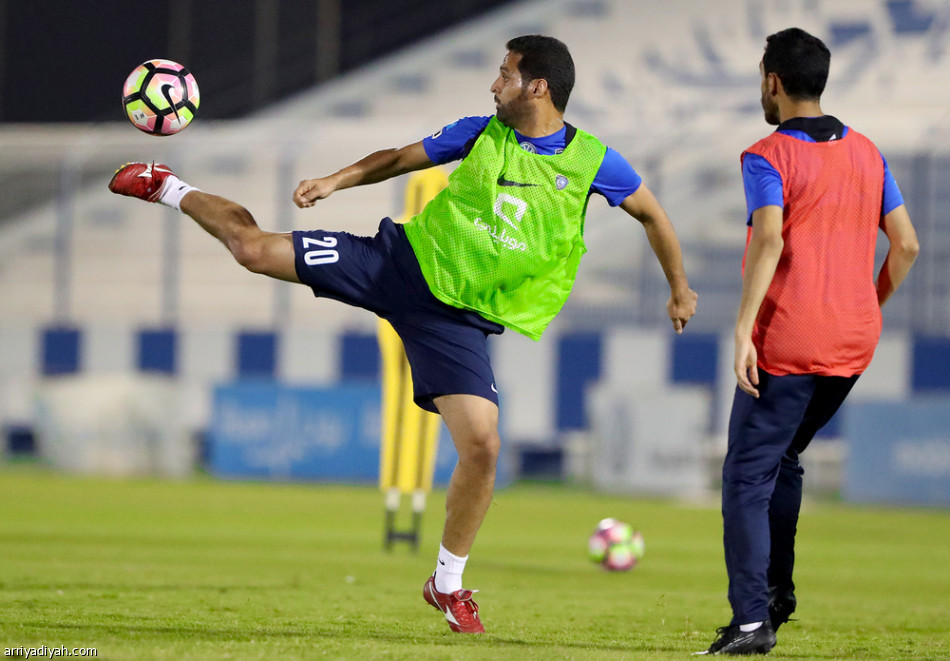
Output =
[
  {"x1": 207, "y1": 383, "x2": 444, "y2": 484},
  {"x1": 843, "y1": 399, "x2": 950, "y2": 506}
]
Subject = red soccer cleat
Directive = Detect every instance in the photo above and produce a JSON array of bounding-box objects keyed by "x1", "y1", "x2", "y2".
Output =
[
  {"x1": 108, "y1": 161, "x2": 176, "y2": 202},
  {"x1": 423, "y1": 573, "x2": 485, "y2": 633}
]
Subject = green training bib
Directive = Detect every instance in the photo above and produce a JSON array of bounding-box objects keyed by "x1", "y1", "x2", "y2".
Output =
[{"x1": 404, "y1": 117, "x2": 606, "y2": 340}]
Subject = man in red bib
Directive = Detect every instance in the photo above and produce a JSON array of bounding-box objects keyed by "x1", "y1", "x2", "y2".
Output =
[{"x1": 701, "y1": 28, "x2": 919, "y2": 655}]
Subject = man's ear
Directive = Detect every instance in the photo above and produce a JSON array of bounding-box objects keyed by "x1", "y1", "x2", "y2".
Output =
[
  {"x1": 766, "y1": 72, "x2": 781, "y2": 97},
  {"x1": 531, "y1": 78, "x2": 548, "y2": 99}
]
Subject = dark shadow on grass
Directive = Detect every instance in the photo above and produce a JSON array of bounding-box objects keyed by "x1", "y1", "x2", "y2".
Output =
[
  {"x1": 17, "y1": 620, "x2": 343, "y2": 641},
  {"x1": 2, "y1": 581, "x2": 283, "y2": 592},
  {"x1": 18, "y1": 620, "x2": 687, "y2": 653}
]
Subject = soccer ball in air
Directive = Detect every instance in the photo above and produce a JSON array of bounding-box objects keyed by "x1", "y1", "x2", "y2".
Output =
[
  {"x1": 122, "y1": 59, "x2": 200, "y2": 136},
  {"x1": 588, "y1": 518, "x2": 645, "y2": 571}
]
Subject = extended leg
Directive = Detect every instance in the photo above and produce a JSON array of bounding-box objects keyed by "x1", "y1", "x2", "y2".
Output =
[
  {"x1": 109, "y1": 162, "x2": 299, "y2": 283},
  {"x1": 181, "y1": 192, "x2": 299, "y2": 283}
]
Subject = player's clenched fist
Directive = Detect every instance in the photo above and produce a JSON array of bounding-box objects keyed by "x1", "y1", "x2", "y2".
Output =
[
  {"x1": 667, "y1": 287, "x2": 698, "y2": 334},
  {"x1": 293, "y1": 177, "x2": 338, "y2": 208}
]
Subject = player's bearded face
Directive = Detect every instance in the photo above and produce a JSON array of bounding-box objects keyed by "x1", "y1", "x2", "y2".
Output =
[
  {"x1": 492, "y1": 52, "x2": 531, "y2": 128},
  {"x1": 495, "y1": 87, "x2": 532, "y2": 127}
]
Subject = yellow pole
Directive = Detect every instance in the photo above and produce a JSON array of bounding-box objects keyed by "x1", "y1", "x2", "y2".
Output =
[{"x1": 379, "y1": 167, "x2": 449, "y2": 550}]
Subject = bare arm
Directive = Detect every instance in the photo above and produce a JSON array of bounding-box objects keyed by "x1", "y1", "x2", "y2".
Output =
[
  {"x1": 293, "y1": 140, "x2": 434, "y2": 208},
  {"x1": 876, "y1": 204, "x2": 919, "y2": 306},
  {"x1": 620, "y1": 185, "x2": 698, "y2": 333},
  {"x1": 734, "y1": 205, "x2": 784, "y2": 397}
]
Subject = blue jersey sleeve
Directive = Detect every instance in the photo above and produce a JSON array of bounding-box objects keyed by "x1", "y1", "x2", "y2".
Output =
[
  {"x1": 591, "y1": 147, "x2": 642, "y2": 206},
  {"x1": 742, "y1": 153, "x2": 784, "y2": 225},
  {"x1": 881, "y1": 155, "x2": 904, "y2": 215},
  {"x1": 423, "y1": 116, "x2": 492, "y2": 165}
]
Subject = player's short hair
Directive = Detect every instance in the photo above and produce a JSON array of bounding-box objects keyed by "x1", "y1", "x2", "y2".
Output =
[
  {"x1": 506, "y1": 35, "x2": 575, "y2": 112},
  {"x1": 763, "y1": 28, "x2": 830, "y2": 100}
]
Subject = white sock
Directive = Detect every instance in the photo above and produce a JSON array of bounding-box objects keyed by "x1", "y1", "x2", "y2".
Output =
[
  {"x1": 157, "y1": 175, "x2": 198, "y2": 211},
  {"x1": 434, "y1": 543, "x2": 467, "y2": 594},
  {"x1": 739, "y1": 621, "x2": 764, "y2": 632}
]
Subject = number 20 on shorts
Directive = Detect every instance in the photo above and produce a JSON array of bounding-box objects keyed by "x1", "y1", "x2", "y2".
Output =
[{"x1": 303, "y1": 236, "x2": 339, "y2": 265}]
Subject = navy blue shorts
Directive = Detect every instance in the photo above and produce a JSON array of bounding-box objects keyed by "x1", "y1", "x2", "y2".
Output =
[{"x1": 292, "y1": 218, "x2": 504, "y2": 413}]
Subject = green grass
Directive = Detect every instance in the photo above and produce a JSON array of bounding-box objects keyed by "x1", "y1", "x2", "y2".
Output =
[{"x1": 1, "y1": 467, "x2": 948, "y2": 660}]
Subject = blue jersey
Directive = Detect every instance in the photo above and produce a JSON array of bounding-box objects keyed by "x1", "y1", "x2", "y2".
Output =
[
  {"x1": 423, "y1": 115, "x2": 642, "y2": 207},
  {"x1": 742, "y1": 116, "x2": 903, "y2": 225}
]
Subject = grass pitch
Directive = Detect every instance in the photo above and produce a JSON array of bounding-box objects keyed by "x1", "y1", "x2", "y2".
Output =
[{"x1": 1, "y1": 467, "x2": 948, "y2": 660}]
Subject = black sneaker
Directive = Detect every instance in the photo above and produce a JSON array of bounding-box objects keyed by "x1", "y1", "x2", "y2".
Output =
[
  {"x1": 768, "y1": 587, "x2": 797, "y2": 632},
  {"x1": 699, "y1": 621, "x2": 776, "y2": 655}
]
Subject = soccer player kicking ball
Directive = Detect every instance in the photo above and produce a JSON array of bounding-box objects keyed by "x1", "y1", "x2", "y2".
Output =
[
  {"x1": 110, "y1": 35, "x2": 697, "y2": 634},
  {"x1": 699, "y1": 28, "x2": 919, "y2": 655}
]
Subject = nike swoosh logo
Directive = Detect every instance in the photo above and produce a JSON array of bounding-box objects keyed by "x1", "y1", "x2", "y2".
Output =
[
  {"x1": 160, "y1": 83, "x2": 182, "y2": 123},
  {"x1": 438, "y1": 559, "x2": 446, "y2": 565},
  {"x1": 497, "y1": 176, "x2": 538, "y2": 188},
  {"x1": 426, "y1": 582, "x2": 459, "y2": 626},
  {"x1": 443, "y1": 607, "x2": 459, "y2": 625},
  {"x1": 490, "y1": 384, "x2": 498, "y2": 394},
  {"x1": 137, "y1": 163, "x2": 173, "y2": 178}
]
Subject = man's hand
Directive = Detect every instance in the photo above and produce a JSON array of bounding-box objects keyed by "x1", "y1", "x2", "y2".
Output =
[
  {"x1": 734, "y1": 333, "x2": 760, "y2": 397},
  {"x1": 293, "y1": 142, "x2": 434, "y2": 209},
  {"x1": 667, "y1": 287, "x2": 698, "y2": 334},
  {"x1": 293, "y1": 176, "x2": 339, "y2": 208}
]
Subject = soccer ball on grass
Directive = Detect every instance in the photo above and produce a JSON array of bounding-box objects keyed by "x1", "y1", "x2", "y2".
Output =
[
  {"x1": 588, "y1": 518, "x2": 645, "y2": 571},
  {"x1": 122, "y1": 59, "x2": 200, "y2": 136}
]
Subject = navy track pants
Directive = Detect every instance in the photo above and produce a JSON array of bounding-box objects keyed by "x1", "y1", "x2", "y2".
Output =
[{"x1": 722, "y1": 370, "x2": 858, "y2": 624}]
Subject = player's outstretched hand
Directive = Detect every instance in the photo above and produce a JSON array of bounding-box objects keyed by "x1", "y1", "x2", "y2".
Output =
[
  {"x1": 293, "y1": 176, "x2": 338, "y2": 208},
  {"x1": 667, "y1": 287, "x2": 698, "y2": 334},
  {"x1": 734, "y1": 334, "x2": 760, "y2": 397}
]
